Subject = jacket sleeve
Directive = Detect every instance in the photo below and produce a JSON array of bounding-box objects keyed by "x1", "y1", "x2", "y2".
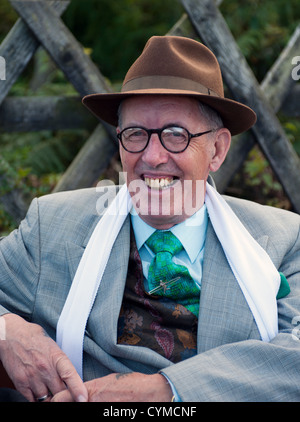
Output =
[
  {"x1": 162, "y1": 214, "x2": 300, "y2": 402},
  {"x1": 0, "y1": 198, "x2": 40, "y2": 320}
]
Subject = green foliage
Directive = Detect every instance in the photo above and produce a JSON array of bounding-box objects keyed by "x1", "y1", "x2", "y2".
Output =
[
  {"x1": 0, "y1": 206, "x2": 16, "y2": 236},
  {"x1": 220, "y1": 0, "x2": 300, "y2": 82},
  {"x1": 282, "y1": 116, "x2": 300, "y2": 155},
  {"x1": 0, "y1": 0, "x2": 18, "y2": 43},
  {"x1": 229, "y1": 147, "x2": 281, "y2": 209},
  {"x1": 62, "y1": 0, "x2": 184, "y2": 81},
  {"x1": 0, "y1": 130, "x2": 86, "y2": 177}
]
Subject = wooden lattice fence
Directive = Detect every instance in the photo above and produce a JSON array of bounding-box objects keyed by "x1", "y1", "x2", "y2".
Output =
[{"x1": 0, "y1": 0, "x2": 299, "y2": 223}]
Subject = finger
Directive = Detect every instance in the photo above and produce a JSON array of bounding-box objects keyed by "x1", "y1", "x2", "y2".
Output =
[
  {"x1": 32, "y1": 389, "x2": 52, "y2": 403},
  {"x1": 10, "y1": 368, "x2": 36, "y2": 402},
  {"x1": 11, "y1": 355, "x2": 66, "y2": 402},
  {"x1": 17, "y1": 386, "x2": 35, "y2": 403},
  {"x1": 51, "y1": 389, "x2": 74, "y2": 402},
  {"x1": 55, "y1": 355, "x2": 88, "y2": 402},
  {"x1": 20, "y1": 377, "x2": 52, "y2": 403},
  {"x1": 16, "y1": 367, "x2": 66, "y2": 402},
  {"x1": 16, "y1": 381, "x2": 49, "y2": 403},
  {"x1": 33, "y1": 391, "x2": 53, "y2": 402},
  {"x1": 45, "y1": 374, "x2": 67, "y2": 397},
  {"x1": 20, "y1": 355, "x2": 66, "y2": 401}
]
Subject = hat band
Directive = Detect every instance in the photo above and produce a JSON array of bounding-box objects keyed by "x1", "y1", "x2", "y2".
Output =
[{"x1": 122, "y1": 75, "x2": 220, "y2": 97}]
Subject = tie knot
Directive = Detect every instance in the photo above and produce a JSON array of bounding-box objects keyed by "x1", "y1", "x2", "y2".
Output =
[{"x1": 146, "y1": 231, "x2": 183, "y2": 256}]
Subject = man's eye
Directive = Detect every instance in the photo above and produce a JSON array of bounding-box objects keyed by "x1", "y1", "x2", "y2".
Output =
[
  {"x1": 164, "y1": 128, "x2": 186, "y2": 142},
  {"x1": 123, "y1": 129, "x2": 145, "y2": 141},
  {"x1": 130, "y1": 130, "x2": 144, "y2": 137},
  {"x1": 172, "y1": 131, "x2": 184, "y2": 138}
]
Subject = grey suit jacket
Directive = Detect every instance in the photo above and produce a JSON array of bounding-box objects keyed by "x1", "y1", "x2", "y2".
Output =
[{"x1": 0, "y1": 185, "x2": 300, "y2": 401}]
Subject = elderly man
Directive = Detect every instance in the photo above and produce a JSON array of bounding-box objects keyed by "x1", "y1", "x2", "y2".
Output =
[{"x1": 0, "y1": 36, "x2": 300, "y2": 402}]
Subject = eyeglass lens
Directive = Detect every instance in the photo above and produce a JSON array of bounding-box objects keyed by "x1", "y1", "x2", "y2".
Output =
[{"x1": 121, "y1": 127, "x2": 189, "y2": 152}]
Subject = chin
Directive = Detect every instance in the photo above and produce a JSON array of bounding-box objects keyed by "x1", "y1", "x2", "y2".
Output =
[
  {"x1": 139, "y1": 213, "x2": 185, "y2": 230},
  {"x1": 134, "y1": 196, "x2": 186, "y2": 229}
]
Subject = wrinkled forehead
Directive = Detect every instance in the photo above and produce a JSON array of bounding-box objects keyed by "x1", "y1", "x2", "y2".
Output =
[{"x1": 118, "y1": 95, "x2": 204, "y2": 128}]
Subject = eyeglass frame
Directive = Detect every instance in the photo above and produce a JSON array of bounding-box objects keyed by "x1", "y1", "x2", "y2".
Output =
[{"x1": 117, "y1": 125, "x2": 217, "y2": 154}]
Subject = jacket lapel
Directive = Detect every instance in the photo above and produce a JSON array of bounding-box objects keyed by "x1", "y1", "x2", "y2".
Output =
[
  {"x1": 64, "y1": 214, "x2": 131, "y2": 338},
  {"x1": 65, "y1": 213, "x2": 100, "y2": 281},
  {"x1": 90, "y1": 215, "x2": 131, "y2": 348},
  {"x1": 197, "y1": 221, "x2": 268, "y2": 353}
]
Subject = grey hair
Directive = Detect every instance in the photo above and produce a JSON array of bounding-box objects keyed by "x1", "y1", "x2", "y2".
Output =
[
  {"x1": 198, "y1": 102, "x2": 223, "y2": 129},
  {"x1": 117, "y1": 99, "x2": 223, "y2": 129},
  {"x1": 117, "y1": 102, "x2": 124, "y2": 128}
]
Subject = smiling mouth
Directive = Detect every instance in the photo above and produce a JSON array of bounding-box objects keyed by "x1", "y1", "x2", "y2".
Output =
[{"x1": 143, "y1": 176, "x2": 179, "y2": 189}]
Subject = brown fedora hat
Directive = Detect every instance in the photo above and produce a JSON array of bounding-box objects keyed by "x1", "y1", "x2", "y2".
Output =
[{"x1": 82, "y1": 36, "x2": 256, "y2": 135}]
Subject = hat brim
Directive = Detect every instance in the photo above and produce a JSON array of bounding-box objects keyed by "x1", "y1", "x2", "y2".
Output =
[{"x1": 82, "y1": 89, "x2": 256, "y2": 136}]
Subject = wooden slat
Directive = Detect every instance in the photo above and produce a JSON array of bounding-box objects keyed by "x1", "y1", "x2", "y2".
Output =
[
  {"x1": 214, "y1": 24, "x2": 300, "y2": 192},
  {"x1": 8, "y1": 0, "x2": 119, "y2": 194},
  {"x1": 282, "y1": 85, "x2": 300, "y2": 118},
  {"x1": 53, "y1": 124, "x2": 118, "y2": 192},
  {"x1": 0, "y1": 96, "x2": 96, "y2": 132},
  {"x1": 0, "y1": 1, "x2": 70, "y2": 220},
  {"x1": 9, "y1": 0, "x2": 112, "y2": 96},
  {"x1": 0, "y1": 1, "x2": 69, "y2": 106},
  {"x1": 181, "y1": 0, "x2": 300, "y2": 212},
  {"x1": 261, "y1": 24, "x2": 300, "y2": 112}
]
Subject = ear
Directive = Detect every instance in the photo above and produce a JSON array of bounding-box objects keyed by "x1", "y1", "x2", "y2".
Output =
[{"x1": 209, "y1": 128, "x2": 231, "y2": 173}]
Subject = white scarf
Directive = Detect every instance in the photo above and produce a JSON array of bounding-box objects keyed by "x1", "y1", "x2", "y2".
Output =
[{"x1": 56, "y1": 182, "x2": 280, "y2": 379}]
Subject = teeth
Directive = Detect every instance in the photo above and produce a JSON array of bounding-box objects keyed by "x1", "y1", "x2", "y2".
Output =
[{"x1": 144, "y1": 177, "x2": 174, "y2": 189}]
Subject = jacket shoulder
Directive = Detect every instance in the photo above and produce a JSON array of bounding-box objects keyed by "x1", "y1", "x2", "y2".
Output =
[
  {"x1": 36, "y1": 185, "x2": 120, "y2": 218},
  {"x1": 224, "y1": 195, "x2": 300, "y2": 245}
]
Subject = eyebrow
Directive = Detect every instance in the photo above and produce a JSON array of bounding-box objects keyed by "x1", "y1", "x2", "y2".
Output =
[{"x1": 123, "y1": 122, "x2": 185, "y2": 129}]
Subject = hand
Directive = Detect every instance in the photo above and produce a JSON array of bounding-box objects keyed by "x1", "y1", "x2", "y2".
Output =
[
  {"x1": 52, "y1": 372, "x2": 173, "y2": 402},
  {"x1": 0, "y1": 314, "x2": 88, "y2": 402}
]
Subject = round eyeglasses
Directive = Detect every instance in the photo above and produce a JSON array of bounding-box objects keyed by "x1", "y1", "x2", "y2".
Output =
[{"x1": 117, "y1": 125, "x2": 215, "y2": 153}]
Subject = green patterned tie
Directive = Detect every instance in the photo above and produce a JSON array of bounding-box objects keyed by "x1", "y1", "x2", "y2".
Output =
[{"x1": 146, "y1": 230, "x2": 200, "y2": 317}]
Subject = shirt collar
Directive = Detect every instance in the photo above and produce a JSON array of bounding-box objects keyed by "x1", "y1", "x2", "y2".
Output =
[{"x1": 131, "y1": 205, "x2": 208, "y2": 263}]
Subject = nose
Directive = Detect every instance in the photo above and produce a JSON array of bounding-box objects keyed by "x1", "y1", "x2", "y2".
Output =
[{"x1": 141, "y1": 134, "x2": 169, "y2": 167}]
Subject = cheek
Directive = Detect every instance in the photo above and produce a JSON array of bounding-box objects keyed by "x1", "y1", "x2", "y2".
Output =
[
  {"x1": 120, "y1": 150, "x2": 133, "y2": 172},
  {"x1": 120, "y1": 153, "x2": 142, "y2": 185},
  {"x1": 175, "y1": 145, "x2": 212, "y2": 180}
]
